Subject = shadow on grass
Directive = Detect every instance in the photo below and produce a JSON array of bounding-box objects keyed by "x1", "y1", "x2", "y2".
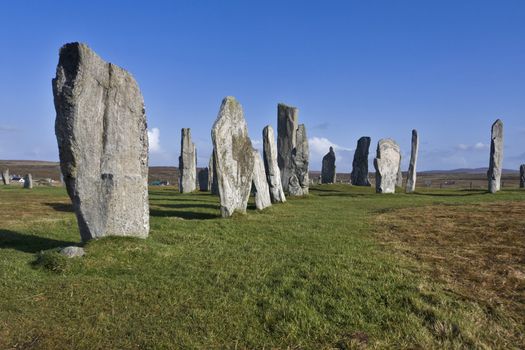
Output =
[
  {"x1": 158, "y1": 203, "x2": 218, "y2": 210},
  {"x1": 0, "y1": 229, "x2": 78, "y2": 253},
  {"x1": 44, "y1": 202, "x2": 74, "y2": 212},
  {"x1": 412, "y1": 191, "x2": 487, "y2": 197},
  {"x1": 149, "y1": 209, "x2": 218, "y2": 220}
]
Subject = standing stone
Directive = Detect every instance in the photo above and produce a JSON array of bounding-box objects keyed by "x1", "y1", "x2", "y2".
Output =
[
  {"x1": 178, "y1": 128, "x2": 197, "y2": 193},
  {"x1": 277, "y1": 103, "x2": 298, "y2": 193},
  {"x1": 520, "y1": 164, "x2": 525, "y2": 188},
  {"x1": 198, "y1": 168, "x2": 209, "y2": 191},
  {"x1": 211, "y1": 96, "x2": 255, "y2": 217},
  {"x1": 23, "y1": 174, "x2": 33, "y2": 189},
  {"x1": 373, "y1": 139, "x2": 401, "y2": 194},
  {"x1": 53, "y1": 42, "x2": 149, "y2": 241},
  {"x1": 262, "y1": 125, "x2": 286, "y2": 203},
  {"x1": 1, "y1": 169, "x2": 9, "y2": 185},
  {"x1": 251, "y1": 149, "x2": 272, "y2": 210},
  {"x1": 321, "y1": 147, "x2": 336, "y2": 184},
  {"x1": 208, "y1": 151, "x2": 219, "y2": 195},
  {"x1": 289, "y1": 124, "x2": 309, "y2": 196},
  {"x1": 351, "y1": 137, "x2": 371, "y2": 186},
  {"x1": 405, "y1": 129, "x2": 419, "y2": 193},
  {"x1": 396, "y1": 155, "x2": 403, "y2": 188},
  {"x1": 487, "y1": 119, "x2": 504, "y2": 193}
]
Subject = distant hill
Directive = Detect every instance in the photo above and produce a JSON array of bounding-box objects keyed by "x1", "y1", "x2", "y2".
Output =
[{"x1": 422, "y1": 167, "x2": 519, "y2": 174}]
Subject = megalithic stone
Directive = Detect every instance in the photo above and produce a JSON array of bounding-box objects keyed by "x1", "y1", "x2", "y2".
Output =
[
  {"x1": 262, "y1": 125, "x2": 286, "y2": 203},
  {"x1": 289, "y1": 124, "x2": 309, "y2": 196},
  {"x1": 396, "y1": 154, "x2": 403, "y2": 188},
  {"x1": 405, "y1": 129, "x2": 419, "y2": 193},
  {"x1": 487, "y1": 119, "x2": 503, "y2": 193},
  {"x1": 321, "y1": 146, "x2": 336, "y2": 184},
  {"x1": 251, "y1": 148, "x2": 272, "y2": 210},
  {"x1": 374, "y1": 139, "x2": 401, "y2": 194},
  {"x1": 198, "y1": 168, "x2": 209, "y2": 191},
  {"x1": 277, "y1": 103, "x2": 298, "y2": 193},
  {"x1": 179, "y1": 128, "x2": 197, "y2": 193},
  {"x1": 520, "y1": 164, "x2": 525, "y2": 188},
  {"x1": 211, "y1": 96, "x2": 255, "y2": 217},
  {"x1": 23, "y1": 174, "x2": 33, "y2": 189},
  {"x1": 208, "y1": 150, "x2": 219, "y2": 195},
  {"x1": 53, "y1": 42, "x2": 149, "y2": 241},
  {"x1": 1, "y1": 169, "x2": 9, "y2": 185},
  {"x1": 351, "y1": 137, "x2": 371, "y2": 186}
]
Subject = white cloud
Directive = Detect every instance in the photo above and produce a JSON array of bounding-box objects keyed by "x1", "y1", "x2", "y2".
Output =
[
  {"x1": 148, "y1": 127, "x2": 161, "y2": 153},
  {"x1": 455, "y1": 142, "x2": 488, "y2": 151},
  {"x1": 309, "y1": 137, "x2": 352, "y2": 156}
]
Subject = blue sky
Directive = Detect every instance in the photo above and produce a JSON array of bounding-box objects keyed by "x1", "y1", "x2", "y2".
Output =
[{"x1": 0, "y1": 0, "x2": 524, "y2": 171}]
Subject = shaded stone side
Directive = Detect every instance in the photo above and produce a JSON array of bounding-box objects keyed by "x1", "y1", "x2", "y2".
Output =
[
  {"x1": 211, "y1": 96, "x2": 255, "y2": 217},
  {"x1": 251, "y1": 149, "x2": 272, "y2": 210},
  {"x1": 374, "y1": 139, "x2": 401, "y2": 194},
  {"x1": 179, "y1": 128, "x2": 197, "y2": 193},
  {"x1": 53, "y1": 42, "x2": 149, "y2": 241},
  {"x1": 406, "y1": 129, "x2": 419, "y2": 193},
  {"x1": 351, "y1": 137, "x2": 371, "y2": 186},
  {"x1": 321, "y1": 146, "x2": 336, "y2": 184},
  {"x1": 262, "y1": 125, "x2": 286, "y2": 203},
  {"x1": 520, "y1": 164, "x2": 525, "y2": 188},
  {"x1": 23, "y1": 174, "x2": 33, "y2": 189},
  {"x1": 208, "y1": 150, "x2": 219, "y2": 195},
  {"x1": 289, "y1": 124, "x2": 309, "y2": 196},
  {"x1": 277, "y1": 103, "x2": 298, "y2": 193},
  {"x1": 487, "y1": 119, "x2": 503, "y2": 193},
  {"x1": 198, "y1": 168, "x2": 209, "y2": 191},
  {"x1": 1, "y1": 169, "x2": 9, "y2": 185},
  {"x1": 396, "y1": 155, "x2": 403, "y2": 188}
]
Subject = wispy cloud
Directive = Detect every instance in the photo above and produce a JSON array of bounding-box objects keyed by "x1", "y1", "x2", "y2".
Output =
[
  {"x1": 455, "y1": 142, "x2": 489, "y2": 151},
  {"x1": 0, "y1": 126, "x2": 19, "y2": 132},
  {"x1": 309, "y1": 137, "x2": 352, "y2": 156},
  {"x1": 312, "y1": 122, "x2": 330, "y2": 130}
]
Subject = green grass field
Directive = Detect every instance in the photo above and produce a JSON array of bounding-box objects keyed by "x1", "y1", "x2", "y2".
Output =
[{"x1": 1, "y1": 185, "x2": 524, "y2": 349}]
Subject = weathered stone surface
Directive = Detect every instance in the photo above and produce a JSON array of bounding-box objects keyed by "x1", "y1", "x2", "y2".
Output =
[
  {"x1": 406, "y1": 129, "x2": 419, "y2": 193},
  {"x1": 487, "y1": 119, "x2": 504, "y2": 193},
  {"x1": 251, "y1": 149, "x2": 272, "y2": 210},
  {"x1": 208, "y1": 151, "x2": 219, "y2": 195},
  {"x1": 198, "y1": 168, "x2": 209, "y2": 191},
  {"x1": 178, "y1": 128, "x2": 196, "y2": 193},
  {"x1": 59, "y1": 246, "x2": 85, "y2": 258},
  {"x1": 277, "y1": 103, "x2": 298, "y2": 193},
  {"x1": 211, "y1": 96, "x2": 255, "y2": 217},
  {"x1": 289, "y1": 124, "x2": 309, "y2": 196},
  {"x1": 351, "y1": 137, "x2": 371, "y2": 186},
  {"x1": 520, "y1": 164, "x2": 525, "y2": 188},
  {"x1": 53, "y1": 42, "x2": 149, "y2": 241},
  {"x1": 321, "y1": 147, "x2": 336, "y2": 184},
  {"x1": 396, "y1": 155, "x2": 403, "y2": 188},
  {"x1": 373, "y1": 139, "x2": 401, "y2": 194},
  {"x1": 23, "y1": 174, "x2": 33, "y2": 189},
  {"x1": 1, "y1": 169, "x2": 9, "y2": 185},
  {"x1": 262, "y1": 125, "x2": 286, "y2": 203}
]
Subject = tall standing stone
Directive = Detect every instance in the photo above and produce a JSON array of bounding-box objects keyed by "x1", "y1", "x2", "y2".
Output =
[
  {"x1": 321, "y1": 147, "x2": 336, "y2": 184},
  {"x1": 351, "y1": 137, "x2": 371, "y2": 186},
  {"x1": 211, "y1": 97, "x2": 255, "y2": 217},
  {"x1": 396, "y1": 155, "x2": 403, "y2": 188},
  {"x1": 373, "y1": 139, "x2": 401, "y2": 194},
  {"x1": 405, "y1": 129, "x2": 419, "y2": 193},
  {"x1": 487, "y1": 119, "x2": 504, "y2": 193},
  {"x1": 251, "y1": 149, "x2": 272, "y2": 210},
  {"x1": 277, "y1": 103, "x2": 298, "y2": 193},
  {"x1": 289, "y1": 124, "x2": 309, "y2": 196},
  {"x1": 520, "y1": 164, "x2": 525, "y2": 188},
  {"x1": 198, "y1": 168, "x2": 209, "y2": 191},
  {"x1": 208, "y1": 151, "x2": 219, "y2": 195},
  {"x1": 178, "y1": 128, "x2": 197, "y2": 193},
  {"x1": 23, "y1": 174, "x2": 33, "y2": 189},
  {"x1": 1, "y1": 169, "x2": 9, "y2": 185},
  {"x1": 53, "y1": 42, "x2": 149, "y2": 241},
  {"x1": 262, "y1": 125, "x2": 286, "y2": 203}
]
